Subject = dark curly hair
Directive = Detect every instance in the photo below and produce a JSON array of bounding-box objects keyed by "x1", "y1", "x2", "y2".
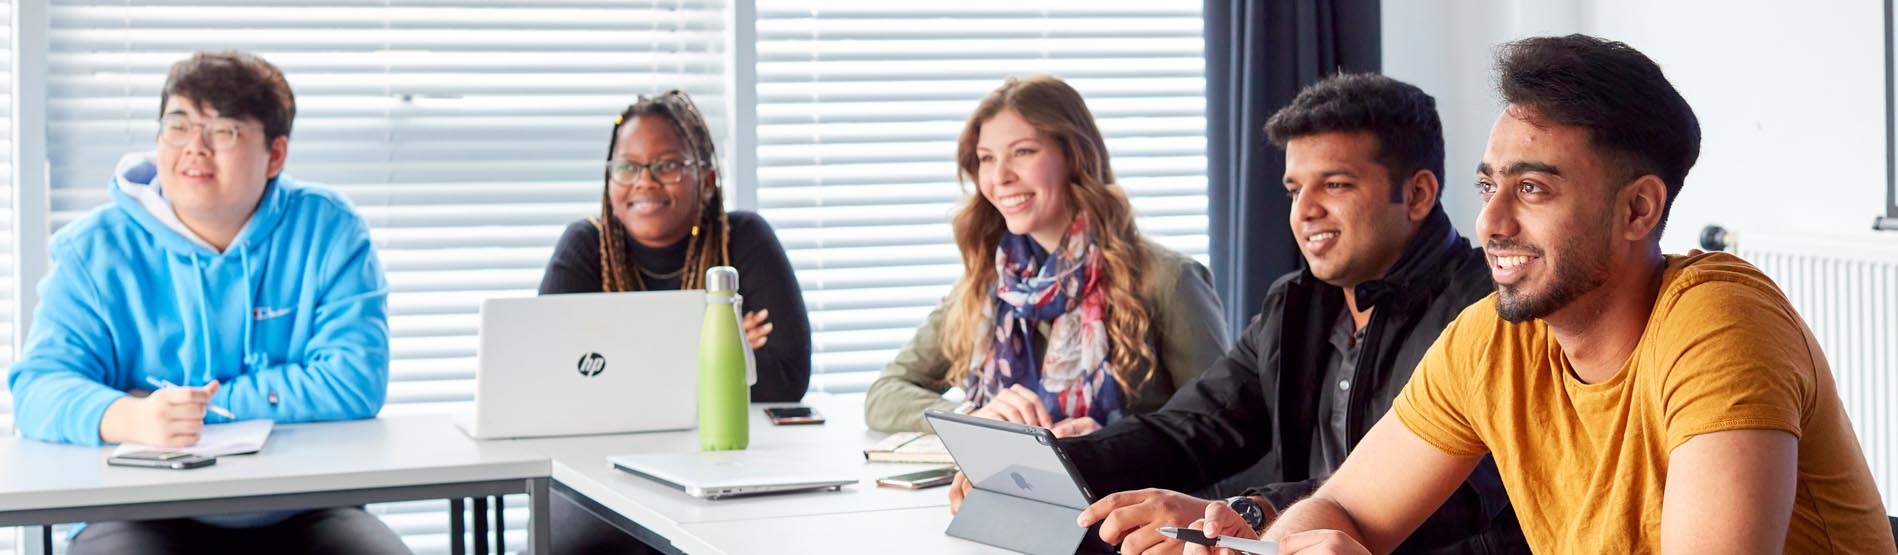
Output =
[
  {"x1": 1264, "y1": 73, "x2": 1445, "y2": 203},
  {"x1": 159, "y1": 50, "x2": 296, "y2": 141},
  {"x1": 595, "y1": 90, "x2": 729, "y2": 292},
  {"x1": 1495, "y1": 34, "x2": 1700, "y2": 237}
]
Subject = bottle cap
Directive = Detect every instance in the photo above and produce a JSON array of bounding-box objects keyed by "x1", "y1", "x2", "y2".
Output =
[{"x1": 705, "y1": 266, "x2": 739, "y2": 293}]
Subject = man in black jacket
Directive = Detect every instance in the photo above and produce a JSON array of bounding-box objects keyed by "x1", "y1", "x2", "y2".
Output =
[{"x1": 948, "y1": 74, "x2": 1526, "y2": 554}]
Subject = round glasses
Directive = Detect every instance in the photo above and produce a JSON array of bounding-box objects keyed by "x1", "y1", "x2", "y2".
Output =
[
  {"x1": 607, "y1": 159, "x2": 707, "y2": 187},
  {"x1": 158, "y1": 115, "x2": 256, "y2": 150}
]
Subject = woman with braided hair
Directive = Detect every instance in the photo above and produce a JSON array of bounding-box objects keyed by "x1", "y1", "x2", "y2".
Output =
[
  {"x1": 539, "y1": 91, "x2": 811, "y2": 402},
  {"x1": 541, "y1": 92, "x2": 812, "y2": 552}
]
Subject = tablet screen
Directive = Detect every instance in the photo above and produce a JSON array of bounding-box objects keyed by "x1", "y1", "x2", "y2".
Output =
[{"x1": 924, "y1": 410, "x2": 1092, "y2": 509}]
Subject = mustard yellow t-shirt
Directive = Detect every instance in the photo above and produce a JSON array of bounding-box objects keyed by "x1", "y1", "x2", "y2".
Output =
[{"x1": 1393, "y1": 252, "x2": 1892, "y2": 553}]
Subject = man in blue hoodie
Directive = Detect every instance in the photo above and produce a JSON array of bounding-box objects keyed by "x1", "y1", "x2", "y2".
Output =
[{"x1": 8, "y1": 51, "x2": 408, "y2": 553}]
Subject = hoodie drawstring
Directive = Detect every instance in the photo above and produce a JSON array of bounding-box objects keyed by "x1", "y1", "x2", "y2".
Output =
[
  {"x1": 188, "y1": 252, "x2": 216, "y2": 388},
  {"x1": 187, "y1": 247, "x2": 263, "y2": 393},
  {"x1": 241, "y1": 245, "x2": 263, "y2": 374}
]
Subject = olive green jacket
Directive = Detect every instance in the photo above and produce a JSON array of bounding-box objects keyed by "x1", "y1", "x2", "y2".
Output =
[{"x1": 864, "y1": 243, "x2": 1231, "y2": 432}]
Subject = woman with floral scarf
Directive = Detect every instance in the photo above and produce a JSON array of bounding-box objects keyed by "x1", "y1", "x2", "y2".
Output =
[{"x1": 865, "y1": 75, "x2": 1230, "y2": 437}]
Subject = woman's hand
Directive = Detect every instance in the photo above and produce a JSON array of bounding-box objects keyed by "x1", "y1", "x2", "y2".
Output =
[
  {"x1": 970, "y1": 384, "x2": 1055, "y2": 428},
  {"x1": 742, "y1": 309, "x2": 774, "y2": 349}
]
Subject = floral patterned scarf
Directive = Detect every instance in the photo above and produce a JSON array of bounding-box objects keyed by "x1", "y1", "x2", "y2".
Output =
[{"x1": 965, "y1": 214, "x2": 1125, "y2": 424}]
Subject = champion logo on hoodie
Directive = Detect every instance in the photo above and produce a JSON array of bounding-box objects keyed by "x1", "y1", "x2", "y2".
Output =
[{"x1": 253, "y1": 307, "x2": 293, "y2": 321}]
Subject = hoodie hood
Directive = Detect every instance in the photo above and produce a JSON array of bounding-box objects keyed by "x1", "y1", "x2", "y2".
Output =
[{"x1": 110, "y1": 152, "x2": 288, "y2": 257}]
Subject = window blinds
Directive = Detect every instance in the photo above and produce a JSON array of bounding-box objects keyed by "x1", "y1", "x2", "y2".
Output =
[
  {"x1": 0, "y1": 0, "x2": 15, "y2": 436},
  {"x1": 41, "y1": 2, "x2": 728, "y2": 552},
  {"x1": 45, "y1": 0, "x2": 730, "y2": 417},
  {"x1": 753, "y1": 1, "x2": 1209, "y2": 392}
]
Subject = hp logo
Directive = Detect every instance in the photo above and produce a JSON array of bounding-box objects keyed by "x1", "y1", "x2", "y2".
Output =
[{"x1": 577, "y1": 353, "x2": 606, "y2": 377}]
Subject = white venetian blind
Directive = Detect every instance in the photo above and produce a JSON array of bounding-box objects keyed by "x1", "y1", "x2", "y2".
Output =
[
  {"x1": 44, "y1": 2, "x2": 728, "y2": 553},
  {"x1": 45, "y1": 0, "x2": 729, "y2": 415},
  {"x1": 754, "y1": 1, "x2": 1209, "y2": 392},
  {"x1": 0, "y1": 0, "x2": 15, "y2": 436}
]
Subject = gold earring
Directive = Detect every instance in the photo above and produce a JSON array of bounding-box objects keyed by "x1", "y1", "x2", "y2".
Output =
[{"x1": 691, "y1": 225, "x2": 700, "y2": 237}]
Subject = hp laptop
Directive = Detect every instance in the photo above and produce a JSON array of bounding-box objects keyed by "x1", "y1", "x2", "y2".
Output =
[
  {"x1": 458, "y1": 290, "x2": 704, "y2": 439},
  {"x1": 607, "y1": 450, "x2": 859, "y2": 499}
]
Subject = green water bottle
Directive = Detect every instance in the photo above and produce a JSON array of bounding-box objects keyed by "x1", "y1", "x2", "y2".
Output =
[{"x1": 699, "y1": 266, "x2": 750, "y2": 451}]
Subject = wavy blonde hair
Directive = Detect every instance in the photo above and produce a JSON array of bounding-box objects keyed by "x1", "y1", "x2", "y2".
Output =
[{"x1": 939, "y1": 74, "x2": 1156, "y2": 396}]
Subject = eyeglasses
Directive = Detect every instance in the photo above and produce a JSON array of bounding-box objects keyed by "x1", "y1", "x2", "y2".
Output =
[
  {"x1": 158, "y1": 115, "x2": 258, "y2": 150},
  {"x1": 606, "y1": 159, "x2": 707, "y2": 186}
]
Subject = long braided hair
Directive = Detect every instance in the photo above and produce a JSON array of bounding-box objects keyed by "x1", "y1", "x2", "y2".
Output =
[{"x1": 597, "y1": 90, "x2": 732, "y2": 291}]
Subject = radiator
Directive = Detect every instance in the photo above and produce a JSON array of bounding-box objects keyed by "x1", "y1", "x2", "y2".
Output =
[{"x1": 1724, "y1": 230, "x2": 1898, "y2": 510}]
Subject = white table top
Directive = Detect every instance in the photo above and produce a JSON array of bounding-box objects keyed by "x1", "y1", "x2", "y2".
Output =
[
  {"x1": 681, "y1": 506, "x2": 998, "y2": 555},
  {"x1": 0, "y1": 395, "x2": 991, "y2": 554},
  {"x1": 0, "y1": 414, "x2": 549, "y2": 512},
  {"x1": 501, "y1": 393, "x2": 967, "y2": 553}
]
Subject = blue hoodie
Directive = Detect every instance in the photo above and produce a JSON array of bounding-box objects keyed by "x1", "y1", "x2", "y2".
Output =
[{"x1": 9, "y1": 153, "x2": 391, "y2": 446}]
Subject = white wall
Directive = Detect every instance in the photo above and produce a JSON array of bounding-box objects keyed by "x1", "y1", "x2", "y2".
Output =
[
  {"x1": 1386, "y1": 0, "x2": 1890, "y2": 251},
  {"x1": 1381, "y1": 0, "x2": 1580, "y2": 236},
  {"x1": 1586, "y1": 0, "x2": 1889, "y2": 252}
]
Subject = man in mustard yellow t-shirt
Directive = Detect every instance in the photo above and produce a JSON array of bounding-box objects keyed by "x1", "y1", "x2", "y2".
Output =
[{"x1": 1180, "y1": 34, "x2": 1894, "y2": 555}]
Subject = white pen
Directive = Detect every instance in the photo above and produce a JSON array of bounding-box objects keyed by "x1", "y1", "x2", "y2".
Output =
[
  {"x1": 144, "y1": 376, "x2": 237, "y2": 419},
  {"x1": 1159, "y1": 527, "x2": 1279, "y2": 555}
]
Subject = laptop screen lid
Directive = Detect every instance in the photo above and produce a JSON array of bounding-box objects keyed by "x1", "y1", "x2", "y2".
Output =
[
  {"x1": 607, "y1": 450, "x2": 858, "y2": 499},
  {"x1": 469, "y1": 290, "x2": 704, "y2": 439}
]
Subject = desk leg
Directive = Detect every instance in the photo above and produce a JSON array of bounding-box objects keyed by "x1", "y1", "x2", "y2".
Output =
[
  {"x1": 23, "y1": 526, "x2": 51, "y2": 555},
  {"x1": 450, "y1": 498, "x2": 466, "y2": 555},
  {"x1": 493, "y1": 495, "x2": 506, "y2": 554},
  {"x1": 473, "y1": 497, "x2": 489, "y2": 554},
  {"x1": 527, "y1": 478, "x2": 551, "y2": 555}
]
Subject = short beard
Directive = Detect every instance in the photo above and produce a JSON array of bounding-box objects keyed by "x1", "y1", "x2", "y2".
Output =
[{"x1": 1494, "y1": 227, "x2": 1611, "y2": 324}]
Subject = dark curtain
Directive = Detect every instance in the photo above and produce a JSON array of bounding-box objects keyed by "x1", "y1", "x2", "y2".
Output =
[
  {"x1": 1886, "y1": 0, "x2": 1898, "y2": 230},
  {"x1": 1204, "y1": 0, "x2": 1382, "y2": 339}
]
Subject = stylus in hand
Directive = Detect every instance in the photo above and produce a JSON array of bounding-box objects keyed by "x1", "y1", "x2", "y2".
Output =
[
  {"x1": 1159, "y1": 527, "x2": 1279, "y2": 554},
  {"x1": 144, "y1": 376, "x2": 236, "y2": 419}
]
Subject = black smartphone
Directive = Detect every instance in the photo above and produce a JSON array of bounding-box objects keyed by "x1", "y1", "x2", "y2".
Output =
[
  {"x1": 107, "y1": 450, "x2": 217, "y2": 470},
  {"x1": 876, "y1": 466, "x2": 958, "y2": 489},
  {"x1": 764, "y1": 406, "x2": 825, "y2": 425}
]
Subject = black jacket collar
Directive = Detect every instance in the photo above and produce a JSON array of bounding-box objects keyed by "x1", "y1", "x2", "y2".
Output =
[{"x1": 1289, "y1": 206, "x2": 1467, "y2": 313}]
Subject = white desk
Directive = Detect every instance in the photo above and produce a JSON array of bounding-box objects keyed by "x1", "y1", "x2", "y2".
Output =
[
  {"x1": 682, "y1": 507, "x2": 997, "y2": 555},
  {"x1": 0, "y1": 415, "x2": 553, "y2": 554},
  {"x1": 508, "y1": 394, "x2": 996, "y2": 554},
  {"x1": 0, "y1": 397, "x2": 1011, "y2": 554}
]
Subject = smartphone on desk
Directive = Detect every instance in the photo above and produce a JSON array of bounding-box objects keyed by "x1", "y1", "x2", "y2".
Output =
[
  {"x1": 876, "y1": 466, "x2": 958, "y2": 489},
  {"x1": 764, "y1": 406, "x2": 825, "y2": 426},
  {"x1": 107, "y1": 450, "x2": 216, "y2": 470}
]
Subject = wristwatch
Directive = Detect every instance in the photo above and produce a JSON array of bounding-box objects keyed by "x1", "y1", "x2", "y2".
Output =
[{"x1": 1224, "y1": 495, "x2": 1267, "y2": 532}]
